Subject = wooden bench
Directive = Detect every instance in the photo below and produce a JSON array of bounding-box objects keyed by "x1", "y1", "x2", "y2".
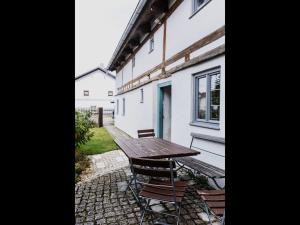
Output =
[
  {"x1": 137, "y1": 129, "x2": 155, "y2": 138},
  {"x1": 176, "y1": 157, "x2": 225, "y2": 189},
  {"x1": 176, "y1": 132, "x2": 225, "y2": 189}
]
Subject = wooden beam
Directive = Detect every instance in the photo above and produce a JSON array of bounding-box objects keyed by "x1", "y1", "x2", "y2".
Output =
[
  {"x1": 185, "y1": 54, "x2": 190, "y2": 62},
  {"x1": 116, "y1": 44, "x2": 225, "y2": 95},
  {"x1": 162, "y1": 20, "x2": 167, "y2": 74},
  {"x1": 119, "y1": 25, "x2": 224, "y2": 89},
  {"x1": 138, "y1": 22, "x2": 152, "y2": 34},
  {"x1": 164, "y1": 44, "x2": 225, "y2": 78},
  {"x1": 165, "y1": 25, "x2": 225, "y2": 67},
  {"x1": 150, "y1": 0, "x2": 168, "y2": 14}
]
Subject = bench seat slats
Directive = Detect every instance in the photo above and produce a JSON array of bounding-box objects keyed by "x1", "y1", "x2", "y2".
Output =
[{"x1": 176, "y1": 157, "x2": 225, "y2": 178}]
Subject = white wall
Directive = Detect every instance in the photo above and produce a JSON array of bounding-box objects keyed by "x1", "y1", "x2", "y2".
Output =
[
  {"x1": 114, "y1": 83, "x2": 155, "y2": 138},
  {"x1": 115, "y1": 55, "x2": 225, "y2": 168},
  {"x1": 133, "y1": 25, "x2": 164, "y2": 79},
  {"x1": 75, "y1": 70, "x2": 116, "y2": 109},
  {"x1": 166, "y1": 0, "x2": 225, "y2": 59},
  {"x1": 171, "y1": 55, "x2": 225, "y2": 169}
]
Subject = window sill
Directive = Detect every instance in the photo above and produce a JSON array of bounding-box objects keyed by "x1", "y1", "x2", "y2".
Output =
[
  {"x1": 189, "y1": 121, "x2": 220, "y2": 130},
  {"x1": 189, "y1": 0, "x2": 211, "y2": 20}
]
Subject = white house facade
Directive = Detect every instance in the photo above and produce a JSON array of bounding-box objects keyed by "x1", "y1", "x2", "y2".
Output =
[
  {"x1": 107, "y1": 0, "x2": 225, "y2": 171},
  {"x1": 75, "y1": 67, "x2": 116, "y2": 110}
]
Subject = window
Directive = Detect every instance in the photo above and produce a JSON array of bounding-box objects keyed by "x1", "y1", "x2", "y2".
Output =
[
  {"x1": 83, "y1": 90, "x2": 89, "y2": 96},
  {"x1": 132, "y1": 56, "x2": 135, "y2": 68},
  {"x1": 90, "y1": 106, "x2": 96, "y2": 113},
  {"x1": 192, "y1": 67, "x2": 221, "y2": 128},
  {"x1": 116, "y1": 99, "x2": 119, "y2": 115},
  {"x1": 122, "y1": 98, "x2": 125, "y2": 116},
  {"x1": 140, "y1": 88, "x2": 144, "y2": 103},
  {"x1": 108, "y1": 91, "x2": 113, "y2": 96},
  {"x1": 192, "y1": 0, "x2": 210, "y2": 15},
  {"x1": 149, "y1": 36, "x2": 154, "y2": 53}
]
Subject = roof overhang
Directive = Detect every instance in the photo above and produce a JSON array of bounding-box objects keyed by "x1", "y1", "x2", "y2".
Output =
[
  {"x1": 75, "y1": 67, "x2": 115, "y2": 81},
  {"x1": 107, "y1": 0, "x2": 170, "y2": 71}
]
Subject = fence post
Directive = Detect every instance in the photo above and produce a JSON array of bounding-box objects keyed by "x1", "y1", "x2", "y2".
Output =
[{"x1": 98, "y1": 107, "x2": 103, "y2": 127}]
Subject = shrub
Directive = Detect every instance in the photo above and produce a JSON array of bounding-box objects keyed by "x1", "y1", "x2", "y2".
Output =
[
  {"x1": 75, "y1": 149, "x2": 90, "y2": 183},
  {"x1": 75, "y1": 111, "x2": 94, "y2": 148}
]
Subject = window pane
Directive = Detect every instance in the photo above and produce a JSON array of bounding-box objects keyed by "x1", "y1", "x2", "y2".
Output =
[
  {"x1": 195, "y1": 0, "x2": 205, "y2": 9},
  {"x1": 210, "y1": 105, "x2": 220, "y2": 120},
  {"x1": 210, "y1": 74, "x2": 220, "y2": 120},
  {"x1": 198, "y1": 77, "x2": 207, "y2": 119}
]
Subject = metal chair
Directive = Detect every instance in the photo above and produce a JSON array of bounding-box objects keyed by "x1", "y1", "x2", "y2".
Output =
[
  {"x1": 197, "y1": 189, "x2": 225, "y2": 225},
  {"x1": 130, "y1": 157, "x2": 188, "y2": 225}
]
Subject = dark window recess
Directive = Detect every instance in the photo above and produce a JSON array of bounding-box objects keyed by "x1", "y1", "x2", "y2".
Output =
[{"x1": 84, "y1": 90, "x2": 89, "y2": 96}]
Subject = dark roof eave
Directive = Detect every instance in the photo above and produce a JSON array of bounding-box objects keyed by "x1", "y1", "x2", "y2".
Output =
[{"x1": 75, "y1": 67, "x2": 115, "y2": 80}]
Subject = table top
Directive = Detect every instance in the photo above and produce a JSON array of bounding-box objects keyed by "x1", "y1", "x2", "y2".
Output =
[{"x1": 114, "y1": 137, "x2": 200, "y2": 159}]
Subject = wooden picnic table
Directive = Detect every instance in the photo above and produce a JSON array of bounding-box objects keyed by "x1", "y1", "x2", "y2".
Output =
[{"x1": 114, "y1": 137, "x2": 200, "y2": 159}]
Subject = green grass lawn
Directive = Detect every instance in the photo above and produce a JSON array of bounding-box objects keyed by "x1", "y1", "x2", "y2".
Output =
[{"x1": 79, "y1": 127, "x2": 118, "y2": 155}]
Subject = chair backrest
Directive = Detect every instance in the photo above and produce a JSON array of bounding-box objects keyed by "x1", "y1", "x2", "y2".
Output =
[
  {"x1": 130, "y1": 158, "x2": 178, "y2": 202},
  {"x1": 131, "y1": 157, "x2": 176, "y2": 179},
  {"x1": 137, "y1": 129, "x2": 155, "y2": 138}
]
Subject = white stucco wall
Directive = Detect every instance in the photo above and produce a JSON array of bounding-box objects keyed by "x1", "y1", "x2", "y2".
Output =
[
  {"x1": 133, "y1": 25, "x2": 164, "y2": 79},
  {"x1": 75, "y1": 70, "x2": 116, "y2": 109},
  {"x1": 114, "y1": 83, "x2": 155, "y2": 138},
  {"x1": 166, "y1": 0, "x2": 225, "y2": 59},
  {"x1": 170, "y1": 55, "x2": 225, "y2": 169}
]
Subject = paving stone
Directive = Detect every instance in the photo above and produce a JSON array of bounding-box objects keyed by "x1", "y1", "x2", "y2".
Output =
[{"x1": 75, "y1": 167, "x2": 210, "y2": 225}]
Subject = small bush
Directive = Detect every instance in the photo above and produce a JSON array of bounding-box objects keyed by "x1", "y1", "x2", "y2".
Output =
[
  {"x1": 75, "y1": 149, "x2": 90, "y2": 183},
  {"x1": 75, "y1": 111, "x2": 94, "y2": 148}
]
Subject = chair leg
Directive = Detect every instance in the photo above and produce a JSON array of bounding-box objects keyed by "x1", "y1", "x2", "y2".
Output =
[
  {"x1": 140, "y1": 199, "x2": 150, "y2": 225},
  {"x1": 204, "y1": 203, "x2": 212, "y2": 225},
  {"x1": 220, "y1": 210, "x2": 225, "y2": 225},
  {"x1": 176, "y1": 203, "x2": 182, "y2": 225},
  {"x1": 125, "y1": 176, "x2": 134, "y2": 192}
]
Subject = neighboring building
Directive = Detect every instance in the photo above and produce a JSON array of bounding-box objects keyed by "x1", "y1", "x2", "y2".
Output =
[
  {"x1": 107, "y1": 0, "x2": 225, "y2": 171},
  {"x1": 75, "y1": 67, "x2": 116, "y2": 110}
]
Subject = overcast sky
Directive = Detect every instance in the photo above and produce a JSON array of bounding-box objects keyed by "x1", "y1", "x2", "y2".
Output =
[{"x1": 75, "y1": 0, "x2": 139, "y2": 76}]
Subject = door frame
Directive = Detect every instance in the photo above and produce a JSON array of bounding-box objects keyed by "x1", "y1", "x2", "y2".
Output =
[{"x1": 157, "y1": 81, "x2": 172, "y2": 138}]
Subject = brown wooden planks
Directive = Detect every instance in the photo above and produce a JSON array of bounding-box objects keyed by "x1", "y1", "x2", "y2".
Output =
[
  {"x1": 116, "y1": 137, "x2": 199, "y2": 159},
  {"x1": 139, "y1": 190, "x2": 183, "y2": 203}
]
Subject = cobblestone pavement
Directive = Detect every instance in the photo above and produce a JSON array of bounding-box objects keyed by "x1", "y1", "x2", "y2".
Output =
[
  {"x1": 80, "y1": 150, "x2": 129, "y2": 183},
  {"x1": 75, "y1": 168, "x2": 220, "y2": 225}
]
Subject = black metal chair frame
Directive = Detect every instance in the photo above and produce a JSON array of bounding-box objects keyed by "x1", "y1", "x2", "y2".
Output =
[{"x1": 129, "y1": 158, "x2": 185, "y2": 225}]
